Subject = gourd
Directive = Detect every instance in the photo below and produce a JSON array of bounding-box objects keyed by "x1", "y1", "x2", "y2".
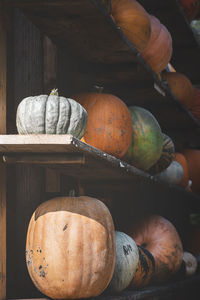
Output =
[
  {"x1": 141, "y1": 15, "x2": 172, "y2": 74},
  {"x1": 125, "y1": 106, "x2": 163, "y2": 170},
  {"x1": 162, "y1": 72, "x2": 195, "y2": 109},
  {"x1": 110, "y1": 0, "x2": 151, "y2": 52},
  {"x1": 26, "y1": 196, "x2": 116, "y2": 299},
  {"x1": 155, "y1": 160, "x2": 184, "y2": 185},
  {"x1": 174, "y1": 152, "x2": 189, "y2": 187},
  {"x1": 73, "y1": 91, "x2": 132, "y2": 158},
  {"x1": 109, "y1": 231, "x2": 139, "y2": 292},
  {"x1": 148, "y1": 133, "x2": 175, "y2": 175},
  {"x1": 16, "y1": 89, "x2": 87, "y2": 138},
  {"x1": 178, "y1": 0, "x2": 199, "y2": 21},
  {"x1": 127, "y1": 214, "x2": 183, "y2": 282},
  {"x1": 129, "y1": 246, "x2": 155, "y2": 288},
  {"x1": 183, "y1": 149, "x2": 200, "y2": 195}
]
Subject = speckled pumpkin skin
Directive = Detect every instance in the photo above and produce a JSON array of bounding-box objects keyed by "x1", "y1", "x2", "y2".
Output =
[
  {"x1": 26, "y1": 196, "x2": 116, "y2": 299},
  {"x1": 16, "y1": 94, "x2": 87, "y2": 138},
  {"x1": 125, "y1": 106, "x2": 163, "y2": 170}
]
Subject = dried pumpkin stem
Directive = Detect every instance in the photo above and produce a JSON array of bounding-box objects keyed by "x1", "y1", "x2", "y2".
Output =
[{"x1": 50, "y1": 88, "x2": 58, "y2": 96}]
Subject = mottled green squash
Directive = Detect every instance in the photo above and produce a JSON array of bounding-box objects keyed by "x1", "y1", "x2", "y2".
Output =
[
  {"x1": 148, "y1": 133, "x2": 175, "y2": 175},
  {"x1": 125, "y1": 106, "x2": 163, "y2": 170}
]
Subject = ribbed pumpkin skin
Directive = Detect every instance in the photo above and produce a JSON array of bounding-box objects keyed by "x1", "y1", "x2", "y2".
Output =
[
  {"x1": 73, "y1": 92, "x2": 132, "y2": 158},
  {"x1": 109, "y1": 231, "x2": 139, "y2": 292},
  {"x1": 16, "y1": 95, "x2": 87, "y2": 138},
  {"x1": 26, "y1": 196, "x2": 116, "y2": 299},
  {"x1": 163, "y1": 72, "x2": 195, "y2": 109},
  {"x1": 111, "y1": 0, "x2": 151, "y2": 52},
  {"x1": 174, "y1": 152, "x2": 189, "y2": 187},
  {"x1": 129, "y1": 246, "x2": 155, "y2": 288},
  {"x1": 141, "y1": 15, "x2": 172, "y2": 74},
  {"x1": 183, "y1": 149, "x2": 200, "y2": 195},
  {"x1": 125, "y1": 106, "x2": 163, "y2": 170},
  {"x1": 127, "y1": 215, "x2": 183, "y2": 282},
  {"x1": 148, "y1": 133, "x2": 175, "y2": 175}
]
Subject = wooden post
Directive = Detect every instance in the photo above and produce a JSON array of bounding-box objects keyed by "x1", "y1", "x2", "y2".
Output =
[{"x1": 0, "y1": 1, "x2": 7, "y2": 299}]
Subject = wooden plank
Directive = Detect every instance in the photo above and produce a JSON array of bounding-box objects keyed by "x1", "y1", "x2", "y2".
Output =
[
  {"x1": 0, "y1": 2, "x2": 7, "y2": 300},
  {"x1": 2, "y1": 153, "x2": 85, "y2": 164}
]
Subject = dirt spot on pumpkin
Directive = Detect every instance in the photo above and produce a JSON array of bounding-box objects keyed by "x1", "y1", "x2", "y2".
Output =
[
  {"x1": 63, "y1": 224, "x2": 68, "y2": 231},
  {"x1": 123, "y1": 244, "x2": 133, "y2": 256}
]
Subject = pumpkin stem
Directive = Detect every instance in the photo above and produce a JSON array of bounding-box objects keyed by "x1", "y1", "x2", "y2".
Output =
[
  {"x1": 50, "y1": 88, "x2": 58, "y2": 96},
  {"x1": 93, "y1": 85, "x2": 104, "y2": 93}
]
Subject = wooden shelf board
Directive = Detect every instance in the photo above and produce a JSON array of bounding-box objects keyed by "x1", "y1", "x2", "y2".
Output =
[{"x1": 0, "y1": 134, "x2": 200, "y2": 211}]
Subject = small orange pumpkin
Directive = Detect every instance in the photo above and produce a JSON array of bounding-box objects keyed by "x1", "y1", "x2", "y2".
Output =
[
  {"x1": 162, "y1": 72, "x2": 195, "y2": 109},
  {"x1": 73, "y1": 91, "x2": 132, "y2": 158},
  {"x1": 174, "y1": 152, "x2": 189, "y2": 187},
  {"x1": 111, "y1": 0, "x2": 151, "y2": 52},
  {"x1": 141, "y1": 15, "x2": 172, "y2": 74}
]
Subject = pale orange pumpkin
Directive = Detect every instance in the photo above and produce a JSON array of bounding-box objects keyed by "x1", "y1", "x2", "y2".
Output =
[
  {"x1": 26, "y1": 196, "x2": 116, "y2": 299},
  {"x1": 111, "y1": 0, "x2": 151, "y2": 52},
  {"x1": 127, "y1": 214, "x2": 183, "y2": 282},
  {"x1": 182, "y1": 149, "x2": 200, "y2": 195},
  {"x1": 141, "y1": 15, "x2": 172, "y2": 74},
  {"x1": 73, "y1": 92, "x2": 132, "y2": 158},
  {"x1": 174, "y1": 152, "x2": 189, "y2": 187},
  {"x1": 162, "y1": 72, "x2": 195, "y2": 109}
]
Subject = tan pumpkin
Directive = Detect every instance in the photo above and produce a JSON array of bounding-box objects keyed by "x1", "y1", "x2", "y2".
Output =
[
  {"x1": 73, "y1": 91, "x2": 132, "y2": 158},
  {"x1": 127, "y1": 215, "x2": 183, "y2": 282},
  {"x1": 111, "y1": 0, "x2": 151, "y2": 52},
  {"x1": 26, "y1": 196, "x2": 116, "y2": 299},
  {"x1": 162, "y1": 72, "x2": 195, "y2": 109},
  {"x1": 141, "y1": 15, "x2": 172, "y2": 74}
]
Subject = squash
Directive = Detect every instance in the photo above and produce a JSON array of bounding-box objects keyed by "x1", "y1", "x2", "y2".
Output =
[
  {"x1": 178, "y1": 0, "x2": 199, "y2": 21},
  {"x1": 155, "y1": 160, "x2": 184, "y2": 185},
  {"x1": 73, "y1": 91, "x2": 132, "y2": 158},
  {"x1": 183, "y1": 251, "x2": 198, "y2": 277},
  {"x1": 111, "y1": 0, "x2": 151, "y2": 52},
  {"x1": 124, "y1": 106, "x2": 163, "y2": 170},
  {"x1": 189, "y1": 88, "x2": 200, "y2": 121},
  {"x1": 26, "y1": 196, "x2": 116, "y2": 299},
  {"x1": 16, "y1": 89, "x2": 87, "y2": 138},
  {"x1": 141, "y1": 15, "x2": 172, "y2": 74},
  {"x1": 109, "y1": 231, "x2": 139, "y2": 292},
  {"x1": 182, "y1": 149, "x2": 200, "y2": 195},
  {"x1": 174, "y1": 152, "x2": 189, "y2": 187},
  {"x1": 129, "y1": 246, "x2": 155, "y2": 288},
  {"x1": 148, "y1": 133, "x2": 175, "y2": 175},
  {"x1": 162, "y1": 72, "x2": 195, "y2": 109},
  {"x1": 127, "y1": 214, "x2": 183, "y2": 282}
]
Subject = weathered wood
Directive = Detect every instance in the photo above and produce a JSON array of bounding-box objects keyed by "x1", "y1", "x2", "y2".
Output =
[
  {"x1": 43, "y1": 36, "x2": 57, "y2": 94},
  {"x1": 0, "y1": 2, "x2": 7, "y2": 300},
  {"x1": 45, "y1": 168, "x2": 60, "y2": 193}
]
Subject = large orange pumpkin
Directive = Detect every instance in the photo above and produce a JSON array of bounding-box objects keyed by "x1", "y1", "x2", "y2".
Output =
[
  {"x1": 189, "y1": 88, "x2": 200, "y2": 121},
  {"x1": 127, "y1": 215, "x2": 183, "y2": 282},
  {"x1": 141, "y1": 15, "x2": 172, "y2": 74},
  {"x1": 174, "y1": 152, "x2": 189, "y2": 187},
  {"x1": 26, "y1": 196, "x2": 116, "y2": 299},
  {"x1": 111, "y1": 0, "x2": 151, "y2": 52},
  {"x1": 182, "y1": 149, "x2": 200, "y2": 195},
  {"x1": 162, "y1": 72, "x2": 195, "y2": 109},
  {"x1": 73, "y1": 92, "x2": 132, "y2": 158}
]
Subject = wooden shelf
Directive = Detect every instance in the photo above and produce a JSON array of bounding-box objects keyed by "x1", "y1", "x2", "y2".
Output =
[
  {"x1": 5, "y1": 0, "x2": 200, "y2": 149},
  {"x1": 0, "y1": 134, "x2": 200, "y2": 212}
]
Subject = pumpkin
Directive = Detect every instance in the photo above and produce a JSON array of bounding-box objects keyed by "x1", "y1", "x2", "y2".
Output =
[
  {"x1": 124, "y1": 106, "x2": 163, "y2": 170},
  {"x1": 127, "y1": 214, "x2": 183, "y2": 282},
  {"x1": 182, "y1": 251, "x2": 198, "y2": 276},
  {"x1": 73, "y1": 91, "x2": 132, "y2": 158},
  {"x1": 26, "y1": 196, "x2": 116, "y2": 299},
  {"x1": 174, "y1": 152, "x2": 189, "y2": 187},
  {"x1": 129, "y1": 245, "x2": 155, "y2": 288},
  {"x1": 162, "y1": 72, "x2": 195, "y2": 109},
  {"x1": 109, "y1": 231, "x2": 139, "y2": 292},
  {"x1": 178, "y1": 0, "x2": 199, "y2": 21},
  {"x1": 182, "y1": 149, "x2": 200, "y2": 195},
  {"x1": 16, "y1": 89, "x2": 87, "y2": 138},
  {"x1": 141, "y1": 15, "x2": 173, "y2": 74},
  {"x1": 155, "y1": 160, "x2": 184, "y2": 185},
  {"x1": 110, "y1": 0, "x2": 151, "y2": 52},
  {"x1": 148, "y1": 133, "x2": 175, "y2": 175},
  {"x1": 189, "y1": 88, "x2": 200, "y2": 121}
]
